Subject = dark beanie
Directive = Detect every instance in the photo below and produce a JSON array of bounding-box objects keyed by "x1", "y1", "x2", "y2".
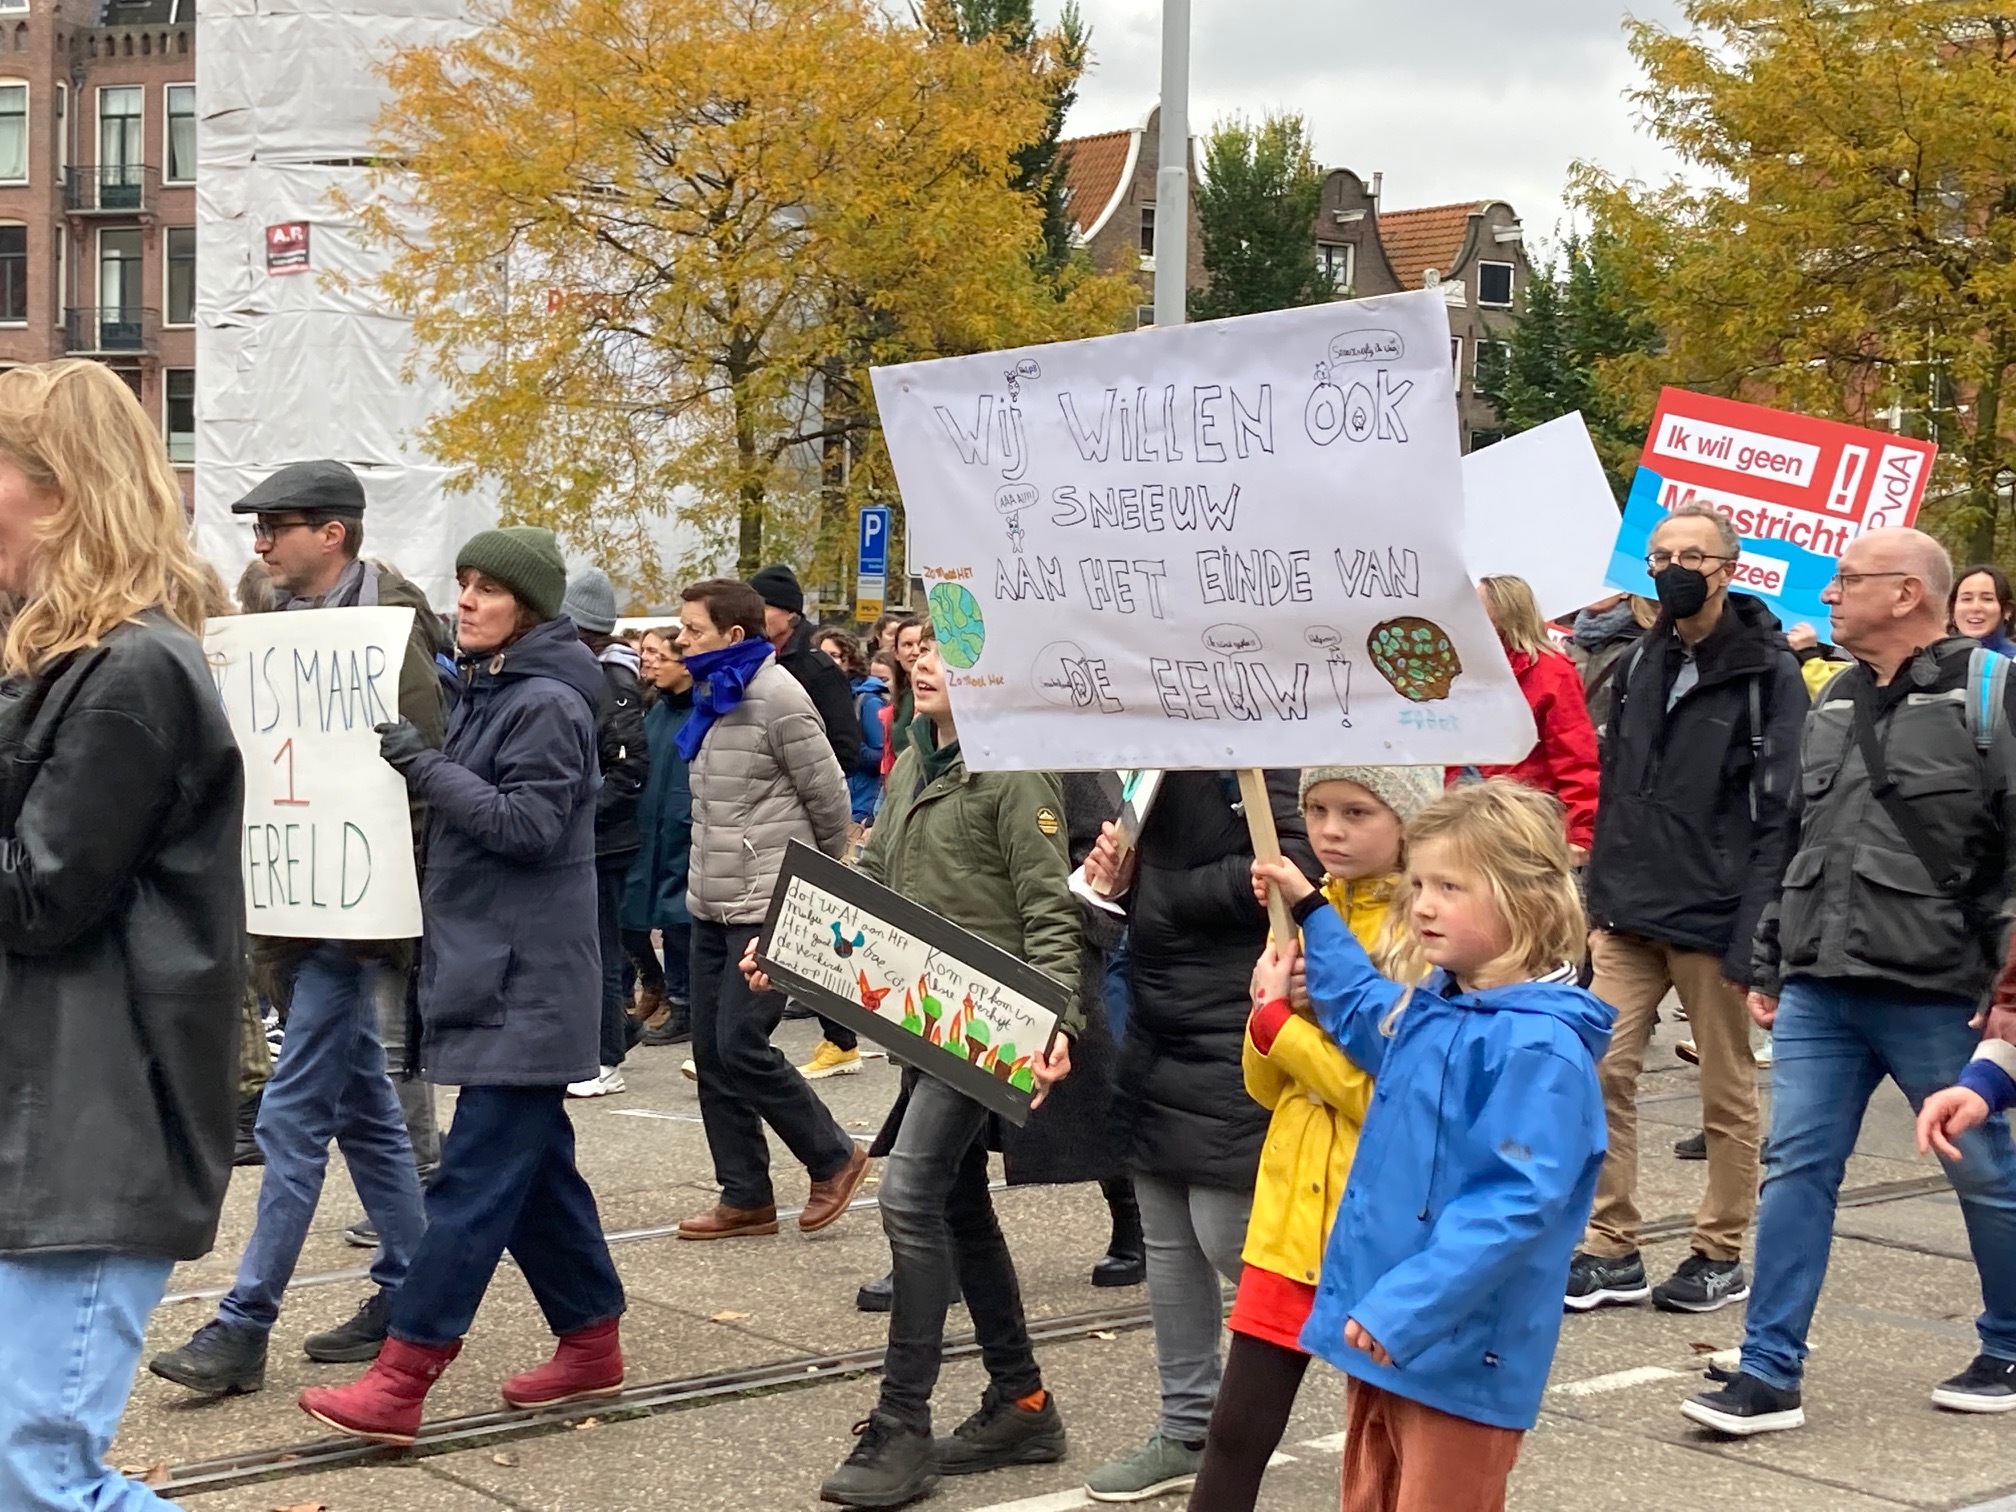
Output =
[
  {"x1": 456, "y1": 526, "x2": 568, "y2": 621},
  {"x1": 749, "y1": 564, "x2": 804, "y2": 616}
]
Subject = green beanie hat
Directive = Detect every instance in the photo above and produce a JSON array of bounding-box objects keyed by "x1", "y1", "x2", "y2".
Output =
[{"x1": 455, "y1": 526, "x2": 567, "y2": 621}]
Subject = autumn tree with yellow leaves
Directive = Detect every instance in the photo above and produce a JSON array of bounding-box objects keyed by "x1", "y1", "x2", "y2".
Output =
[
  {"x1": 1578, "y1": 2, "x2": 2016, "y2": 559},
  {"x1": 357, "y1": 0, "x2": 1135, "y2": 594}
]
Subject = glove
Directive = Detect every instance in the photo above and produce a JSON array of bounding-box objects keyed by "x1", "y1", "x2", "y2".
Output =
[{"x1": 375, "y1": 719, "x2": 430, "y2": 775}]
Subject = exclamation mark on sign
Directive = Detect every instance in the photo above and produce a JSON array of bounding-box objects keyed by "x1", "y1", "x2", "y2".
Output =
[{"x1": 1828, "y1": 447, "x2": 1869, "y2": 515}]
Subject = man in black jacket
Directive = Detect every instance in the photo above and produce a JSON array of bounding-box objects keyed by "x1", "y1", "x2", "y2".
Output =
[
  {"x1": 562, "y1": 568, "x2": 650, "y2": 1098},
  {"x1": 749, "y1": 564, "x2": 863, "y2": 772},
  {"x1": 1568, "y1": 504, "x2": 1807, "y2": 1317}
]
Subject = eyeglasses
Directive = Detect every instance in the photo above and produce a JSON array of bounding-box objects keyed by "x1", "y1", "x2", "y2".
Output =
[
  {"x1": 1824, "y1": 570, "x2": 1910, "y2": 593},
  {"x1": 251, "y1": 517, "x2": 318, "y2": 544},
  {"x1": 1645, "y1": 548, "x2": 1734, "y2": 573}
]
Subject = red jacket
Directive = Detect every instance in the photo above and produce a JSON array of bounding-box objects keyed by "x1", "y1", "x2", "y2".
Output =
[{"x1": 1447, "y1": 647, "x2": 1600, "y2": 850}]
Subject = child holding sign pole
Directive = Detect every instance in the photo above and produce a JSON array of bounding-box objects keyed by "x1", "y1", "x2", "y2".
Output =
[{"x1": 1252, "y1": 781, "x2": 1611, "y2": 1512}]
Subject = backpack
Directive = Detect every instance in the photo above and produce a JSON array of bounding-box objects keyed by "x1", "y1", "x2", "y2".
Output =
[{"x1": 1618, "y1": 638, "x2": 1770, "y2": 821}]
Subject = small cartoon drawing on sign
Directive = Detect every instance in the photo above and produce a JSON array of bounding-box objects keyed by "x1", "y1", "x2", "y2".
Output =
[
  {"x1": 830, "y1": 921, "x2": 865, "y2": 958},
  {"x1": 1367, "y1": 617, "x2": 1462, "y2": 702},
  {"x1": 1306, "y1": 624, "x2": 1352, "y2": 726},
  {"x1": 996, "y1": 483, "x2": 1038, "y2": 555},
  {"x1": 928, "y1": 582, "x2": 987, "y2": 668}
]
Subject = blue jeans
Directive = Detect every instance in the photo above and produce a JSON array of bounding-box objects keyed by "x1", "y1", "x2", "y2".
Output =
[
  {"x1": 391, "y1": 1085, "x2": 625, "y2": 1346},
  {"x1": 218, "y1": 944, "x2": 427, "y2": 1334},
  {"x1": 0, "y1": 1251, "x2": 176, "y2": 1511},
  {"x1": 1741, "y1": 975, "x2": 2016, "y2": 1389}
]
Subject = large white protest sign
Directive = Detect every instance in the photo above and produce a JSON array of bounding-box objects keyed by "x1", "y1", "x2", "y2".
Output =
[
  {"x1": 204, "y1": 607, "x2": 423, "y2": 939},
  {"x1": 869, "y1": 288, "x2": 1535, "y2": 771},
  {"x1": 1462, "y1": 413, "x2": 1621, "y2": 621}
]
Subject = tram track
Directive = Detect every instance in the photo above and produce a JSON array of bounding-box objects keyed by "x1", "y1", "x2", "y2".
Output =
[{"x1": 152, "y1": 1170, "x2": 1954, "y2": 1498}]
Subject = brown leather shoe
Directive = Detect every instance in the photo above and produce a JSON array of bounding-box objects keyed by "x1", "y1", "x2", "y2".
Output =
[
  {"x1": 676, "y1": 1202, "x2": 779, "y2": 1240},
  {"x1": 799, "y1": 1145, "x2": 871, "y2": 1233}
]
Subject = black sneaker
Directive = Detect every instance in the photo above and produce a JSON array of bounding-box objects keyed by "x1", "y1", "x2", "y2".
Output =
[
  {"x1": 820, "y1": 1412, "x2": 938, "y2": 1508},
  {"x1": 1932, "y1": 1354, "x2": 2016, "y2": 1413},
  {"x1": 1674, "y1": 1130, "x2": 1707, "y2": 1160},
  {"x1": 303, "y1": 1290, "x2": 394, "y2": 1363},
  {"x1": 1564, "y1": 1251, "x2": 1650, "y2": 1311},
  {"x1": 148, "y1": 1320, "x2": 267, "y2": 1396},
  {"x1": 933, "y1": 1385, "x2": 1067, "y2": 1475},
  {"x1": 1653, "y1": 1253, "x2": 1751, "y2": 1314},
  {"x1": 1681, "y1": 1370, "x2": 1804, "y2": 1436},
  {"x1": 856, "y1": 1272, "x2": 893, "y2": 1313},
  {"x1": 343, "y1": 1220, "x2": 378, "y2": 1249}
]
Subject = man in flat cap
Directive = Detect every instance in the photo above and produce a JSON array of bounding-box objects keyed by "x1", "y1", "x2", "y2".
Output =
[{"x1": 150, "y1": 461, "x2": 451, "y2": 1396}]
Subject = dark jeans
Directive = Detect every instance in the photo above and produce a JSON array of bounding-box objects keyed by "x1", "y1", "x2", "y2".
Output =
[
  {"x1": 816, "y1": 1014, "x2": 858, "y2": 1052},
  {"x1": 597, "y1": 860, "x2": 633, "y2": 1069},
  {"x1": 876, "y1": 1075, "x2": 1041, "y2": 1434},
  {"x1": 390, "y1": 1086, "x2": 624, "y2": 1346},
  {"x1": 690, "y1": 919, "x2": 854, "y2": 1209}
]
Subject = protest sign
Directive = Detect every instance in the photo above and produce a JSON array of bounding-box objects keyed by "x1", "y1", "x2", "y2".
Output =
[
  {"x1": 1607, "y1": 389, "x2": 1937, "y2": 637},
  {"x1": 204, "y1": 606, "x2": 423, "y2": 940},
  {"x1": 757, "y1": 842, "x2": 1069, "y2": 1125},
  {"x1": 868, "y1": 288, "x2": 1536, "y2": 772},
  {"x1": 1463, "y1": 413, "x2": 1620, "y2": 621}
]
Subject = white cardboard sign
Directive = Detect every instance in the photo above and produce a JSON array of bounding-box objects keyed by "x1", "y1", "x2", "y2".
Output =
[
  {"x1": 204, "y1": 606, "x2": 423, "y2": 939},
  {"x1": 869, "y1": 288, "x2": 1535, "y2": 771},
  {"x1": 1461, "y1": 412, "x2": 1622, "y2": 621}
]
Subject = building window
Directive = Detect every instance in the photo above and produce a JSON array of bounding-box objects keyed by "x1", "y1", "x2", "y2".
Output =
[
  {"x1": 1475, "y1": 338, "x2": 1510, "y2": 380},
  {"x1": 1450, "y1": 336, "x2": 1463, "y2": 393},
  {"x1": 54, "y1": 82, "x2": 65, "y2": 176},
  {"x1": 99, "y1": 86, "x2": 142, "y2": 205},
  {"x1": 1477, "y1": 260, "x2": 1516, "y2": 308},
  {"x1": 0, "y1": 2, "x2": 24, "y2": 15},
  {"x1": 165, "y1": 226, "x2": 194, "y2": 325},
  {"x1": 1137, "y1": 305, "x2": 1155, "y2": 329},
  {"x1": 0, "y1": 82, "x2": 25, "y2": 183},
  {"x1": 52, "y1": 222, "x2": 62, "y2": 316},
  {"x1": 98, "y1": 228, "x2": 142, "y2": 349},
  {"x1": 1316, "y1": 242, "x2": 1353, "y2": 292},
  {"x1": 1139, "y1": 205, "x2": 1156, "y2": 258},
  {"x1": 0, "y1": 224, "x2": 23, "y2": 323},
  {"x1": 165, "y1": 368, "x2": 194, "y2": 464},
  {"x1": 165, "y1": 84, "x2": 194, "y2": 184}
]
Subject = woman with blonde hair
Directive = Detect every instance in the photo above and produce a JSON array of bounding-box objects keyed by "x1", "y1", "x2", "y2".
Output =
[{"x1": 0, "y1": 360, "x2": 246, "y2": 1511}]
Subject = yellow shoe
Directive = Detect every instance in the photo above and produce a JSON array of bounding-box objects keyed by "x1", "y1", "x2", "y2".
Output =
[{"x1": 799, "y1": 1041, "x2": 864, "y2": 1080}]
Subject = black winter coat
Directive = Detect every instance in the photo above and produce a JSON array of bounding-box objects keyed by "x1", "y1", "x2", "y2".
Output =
[
  {"x1": 777, "y1": 619, "x2": 863, "y2": 775},
  {"x1": 0, "y1": 613, "x2": 245, "y2": 1260},
  {"x1": 1112, "y1": 769, "x2": 1319, "y2": 1191},
  {"x1": 589, "y1": 643, "x2": 648, "y2": 861},
  {"x1": 1584, "y1": 593, "x2": 1808, "y2": 983}
]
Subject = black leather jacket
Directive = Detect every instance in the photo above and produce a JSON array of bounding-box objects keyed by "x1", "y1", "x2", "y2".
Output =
[{"x1": 0, "y1": 613, "x2": 246, "y2": 1260}]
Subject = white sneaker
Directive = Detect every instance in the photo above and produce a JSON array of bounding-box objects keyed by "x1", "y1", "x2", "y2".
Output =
[{"x1": 566, "y1": 1066, "x2": 626, "y2": 1098}]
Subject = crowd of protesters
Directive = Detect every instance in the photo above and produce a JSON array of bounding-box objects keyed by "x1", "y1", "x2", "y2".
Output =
[{"x1": 11, "y1": 369, "x2": 2016, "y2": 1511}]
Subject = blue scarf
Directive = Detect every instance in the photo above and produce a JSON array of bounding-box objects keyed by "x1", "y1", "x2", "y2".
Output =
[{"x1": 676, "y1": 638, "x2": 776, "y2": 761}]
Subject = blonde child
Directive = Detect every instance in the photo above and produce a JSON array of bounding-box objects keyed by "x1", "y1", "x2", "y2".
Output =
[
  {"x1": 1187, "y1": 767, "x2": 1441, "y2": 1512},
  {"x1": 1251, "y1": 780, "x2": 1612, "y2": 1512}
]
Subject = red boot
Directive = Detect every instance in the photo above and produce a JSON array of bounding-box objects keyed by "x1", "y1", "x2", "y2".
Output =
[
  {"x1": 499, "y1": 1318, "x2": 625, "y2": 1408},
  {"x1": 298, "y1": 1337, "x2": 460, "y2": 1445}
]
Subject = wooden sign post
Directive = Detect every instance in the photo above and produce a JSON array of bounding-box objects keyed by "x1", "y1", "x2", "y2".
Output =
[{"x1": 1237, "y1": 768, "x2": 1297, "y2": 943}]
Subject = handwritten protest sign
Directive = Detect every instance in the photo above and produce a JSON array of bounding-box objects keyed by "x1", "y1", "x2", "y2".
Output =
[
  {"x1": 1607, "y1": 389, "x2": 1937, "y2": 638},
  {"x1": 204, "y1": 606, "x2": 423, "y2": 940},
  {"x1": 757, "y1": 842, "x2": 1069, "y2": 1124},
  {"x1": 1463, "y1": 413, "x2": 1620, "y2": 621},
  {"x1": 869, "y1": 288, "x2": 1535, "y2": 772}
]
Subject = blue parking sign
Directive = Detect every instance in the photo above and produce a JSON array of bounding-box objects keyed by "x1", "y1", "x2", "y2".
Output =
[{"x1": 858, "y1": 506, "x2": 891, "y2": 578}]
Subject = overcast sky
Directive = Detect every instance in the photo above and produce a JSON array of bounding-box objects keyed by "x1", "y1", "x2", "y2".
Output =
[{"x1": 1051, "y1": 0, "x2": 1690, "y2": 261}]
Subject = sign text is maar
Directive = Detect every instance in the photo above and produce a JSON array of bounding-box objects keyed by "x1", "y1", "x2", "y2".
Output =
[
  {"x1": 1608, "y1": 388, "x2": 1936, "y2": 639},
  {"x1": 204, "y1": 606, "x2": 424, "y2": 939},
  {"x1": 868, "y1": 289, "x2": 1534, "y2": 772}
]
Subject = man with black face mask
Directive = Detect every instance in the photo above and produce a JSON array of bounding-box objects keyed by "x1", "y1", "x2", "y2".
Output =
[{"x1": 1565, "y1": 503, "x2": 1809, "y2": 1316}]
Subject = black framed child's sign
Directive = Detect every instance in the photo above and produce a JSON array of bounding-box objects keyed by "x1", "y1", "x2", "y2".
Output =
[{"x1": 756, "y1": 842, "x2": 1070, "y2": 1125}]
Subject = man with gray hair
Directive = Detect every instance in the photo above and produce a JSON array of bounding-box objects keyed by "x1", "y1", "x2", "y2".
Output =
[
  {"x1": 1685, "y1": 527, "x2": 2016, "y2": 1434},
  {"x1": 1568, "y1": 502, "x2": 1808, "y2": 1316}
]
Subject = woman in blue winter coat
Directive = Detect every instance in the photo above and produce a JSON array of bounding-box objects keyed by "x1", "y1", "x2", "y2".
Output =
[
  {"x1": 1250, "y1": 780, "x2": 1611, "y2": 1512},
  {"x1": 302, "y1": 527, "x2": 626, "y2": 1445},
  {"x1": 622, "y1": 633, "x2": 697, "y2": 1043}
]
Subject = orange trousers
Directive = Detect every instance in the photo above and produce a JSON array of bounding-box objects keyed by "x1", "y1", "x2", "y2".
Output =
[{"x1": 1340, "y1": 1381, "x2": 1524, "y2": 1512}]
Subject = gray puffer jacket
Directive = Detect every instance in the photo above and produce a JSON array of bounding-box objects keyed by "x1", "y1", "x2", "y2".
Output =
[
  {"x1": 1753, "y1": 636, "x2": 2016, "y2": 1003},
  {"x1": 686, "y1": 657, "x2": 849, "y2": 924}
]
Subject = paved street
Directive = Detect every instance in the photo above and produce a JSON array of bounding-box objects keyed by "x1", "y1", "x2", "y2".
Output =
[{"x1": 124, "y1": 1016, "x2": 2016, "y2": 1512}]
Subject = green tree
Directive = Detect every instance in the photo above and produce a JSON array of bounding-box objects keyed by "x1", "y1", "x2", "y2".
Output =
[
  {"x1": 1188, "y1": 112, "x2": 1336, "y2": 321},
  {"x1": 1474, "y1": 232, "x2": 1660, "y2": 501}
]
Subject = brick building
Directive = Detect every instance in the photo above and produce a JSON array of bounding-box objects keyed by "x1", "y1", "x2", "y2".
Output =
[
  {"x1": 1059, "y1": 117, "x2": 1530, "y2": 453},
  {"x1": 0, "y1": 0, "x2": 194, "y2": 501}
]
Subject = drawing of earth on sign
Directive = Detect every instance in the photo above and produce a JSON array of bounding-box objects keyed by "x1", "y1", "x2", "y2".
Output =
[
  {"x1": 928, "y1": 582, "x2": 986, "y2": 668},
  {"x1": 1368, "y1": 617, "x2": 1462, "y2": 701}
]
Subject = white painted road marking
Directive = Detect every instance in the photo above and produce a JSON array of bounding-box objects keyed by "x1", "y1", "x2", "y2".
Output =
[{"x1": 1550, "y1": 1365, "x2": 1687, "y2": 1398}]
